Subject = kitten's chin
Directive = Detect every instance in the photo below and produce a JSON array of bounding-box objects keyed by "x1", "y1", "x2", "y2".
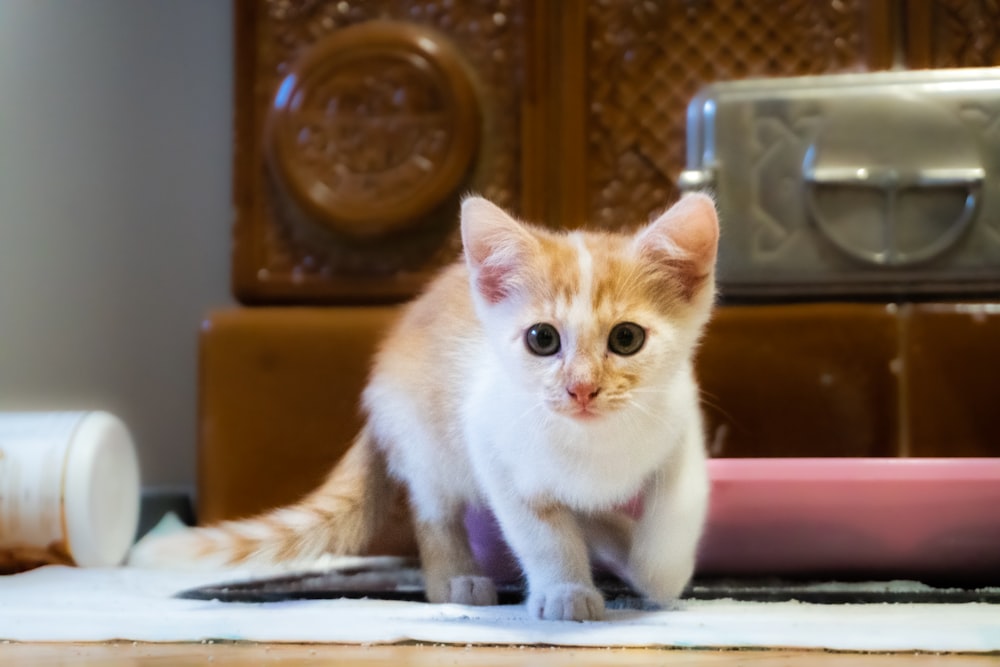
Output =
[
  {"x1": 544, "y1": 397, "x2": 614, "y2": 422},
  {"x1": 570, "y1": 410, "x2": 602, "y2": 422},
  {"x1": 554, "y1": 404, "x2": 605, "y2": 422}
]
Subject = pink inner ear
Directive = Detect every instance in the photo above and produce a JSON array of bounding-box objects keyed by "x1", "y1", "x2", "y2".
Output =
[
  {"x1": 465, "y1": 229, "x2": 495, "y2": 268},
  {"x1": 656, "y1": 193, "x2": 719, "y2": 267},
  {"x1": 637, "y1": 193, "x2": 720, "y2": 300},
  {"x1": 476, "y1": 264, "x2": 515, "y2": 304},
  {"x1": 461, "y1": 196, "x2": 532, "y2": 304}
]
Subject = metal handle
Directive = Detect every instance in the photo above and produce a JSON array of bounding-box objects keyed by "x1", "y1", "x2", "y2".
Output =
[
  {"x1": 677, "y1": 168, "x2": 716, "y2": 192},
  {"x1": 803, "y1": 152, "x2": 984, "y2": 267},
  {"x1": 803, "y1": 165, "x2": 984, "y2": 190}
]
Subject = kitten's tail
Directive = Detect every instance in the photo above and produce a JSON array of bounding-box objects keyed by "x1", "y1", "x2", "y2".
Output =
[{"x1": 128, "y1": 426, "x2": 393, "y2": 569}]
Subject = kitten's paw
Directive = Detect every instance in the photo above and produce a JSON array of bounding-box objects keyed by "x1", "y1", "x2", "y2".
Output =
[
  {"x1": 448, "y1": 576, "x2": 498, "y2": 606},
  {"x1": 629, "y1": 557, "x2": 694, "y2": 606},
  {"x1": 527, "y1": 583, "x2": 605, "y2": 621}
]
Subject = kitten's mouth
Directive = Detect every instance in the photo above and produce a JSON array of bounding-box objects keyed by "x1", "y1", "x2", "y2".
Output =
[
  {"x1": 547, "y1": 398, "x2": 606, "y2": 420},
  {"x1": 564, "y1": 404, "x2": 602, "y2": 421}
]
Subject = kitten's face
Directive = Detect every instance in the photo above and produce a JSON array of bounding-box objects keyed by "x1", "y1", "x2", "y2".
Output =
[
  {"x1": 502, "y1": 233, "x2": 694, "y2": 421},
  {"x1": 461, "y1": 194, "x2": 719, "y2": 423}
]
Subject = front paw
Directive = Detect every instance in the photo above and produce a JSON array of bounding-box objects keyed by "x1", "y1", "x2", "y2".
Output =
[
  {"x1": 448, "y1": 575, "x2": 498, "y2": 606},
  {"x1": 527, "y1": 583, "x2": 605, "y2": 621},
  {"x1": 629, "y1": 555, "x2": 694, "y2": 606}
]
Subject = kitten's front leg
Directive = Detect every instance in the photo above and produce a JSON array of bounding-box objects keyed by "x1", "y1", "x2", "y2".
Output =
[
  {"x1": 415, "y1": 511, "x2": 497, "y2": 607},
  {"x1": 628, "y1": 438, "x2": 709, "y2": 606},
  {"x1": 490, "y1": 494, "x2": 604, "y2": 621},
  {"x1": 580, "y1": 510, "x2": 636, "y2": 582}
]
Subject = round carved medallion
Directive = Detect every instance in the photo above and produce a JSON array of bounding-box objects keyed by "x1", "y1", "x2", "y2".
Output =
[{"x1": 266, "y1": 21, "x2": 481, "y2": 239}]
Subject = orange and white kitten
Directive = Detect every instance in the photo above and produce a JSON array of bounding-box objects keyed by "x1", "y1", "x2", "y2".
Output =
[{"x1": 130, "y1": 194, "x2": 719, "y2": 621}]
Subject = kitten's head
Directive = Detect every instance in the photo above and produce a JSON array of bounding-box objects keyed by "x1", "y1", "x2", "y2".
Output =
[{"x1": 461, "y1": 195, "x2": 719, "y2": 422}]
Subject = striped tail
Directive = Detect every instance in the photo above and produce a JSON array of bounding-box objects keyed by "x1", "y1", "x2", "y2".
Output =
[{"x1": 128, "y1": 427, "x2": 393, "y2": 569}]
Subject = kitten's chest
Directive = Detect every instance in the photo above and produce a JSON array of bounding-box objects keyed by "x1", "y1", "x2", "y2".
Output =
[
  {"x1": 468, "y1": 402, "x2": 679, "y2": 510},
  {"x1": 462, "y1": 359, "x2": 696, "y2": 509}
]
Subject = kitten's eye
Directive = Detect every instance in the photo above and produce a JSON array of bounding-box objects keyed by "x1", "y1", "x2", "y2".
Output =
[
  {"x1": 608, "y1": 322, "x2": 645, "y2": 356},
  {"x1": 525, "y1": 323, "x2": 561, "y2": 356}
]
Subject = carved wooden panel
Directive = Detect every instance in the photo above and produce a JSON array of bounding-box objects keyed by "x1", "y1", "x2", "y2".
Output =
[
  {"x1": 229, "y1": 0, "x2": 996, "y2": 304},
  {"x1": 906, "y1": 0, "x2": 1000, "y2": 69},
  {"x1": 555, "y1": 0, "x2": 893, "y2": 231},
  {"x1": 233, "y1": 0, "x2": 529, "y2": 303}
]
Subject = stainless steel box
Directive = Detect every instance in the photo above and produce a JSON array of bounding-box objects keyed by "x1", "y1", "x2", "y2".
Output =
[{"x1": 681, "y1": 69, "x2": 1000, "y2": 299}]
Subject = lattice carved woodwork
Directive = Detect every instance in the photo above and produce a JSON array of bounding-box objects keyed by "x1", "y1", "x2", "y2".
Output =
[
  {"x1": 906, "y1": 0, "x2": 1000, "y2": 68},
  {"x1": 577, "y1": 1, "x2": 890, "y2": 231},
  {"x1": 231, "y1": 0, "x2": 995, "y2": 304},
  {"x1": 233, "y1": 0, "x2": 527, "y2": 303}
]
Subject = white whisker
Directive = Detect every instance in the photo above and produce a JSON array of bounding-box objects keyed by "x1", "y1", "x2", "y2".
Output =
[{"x1": 625, "y1": 398, "x2": 673, "y2": 430}]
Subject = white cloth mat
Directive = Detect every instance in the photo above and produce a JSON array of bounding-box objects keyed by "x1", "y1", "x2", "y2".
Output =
[{"x1": 0, "y1": 566, "x2": 997, "y2": 652}]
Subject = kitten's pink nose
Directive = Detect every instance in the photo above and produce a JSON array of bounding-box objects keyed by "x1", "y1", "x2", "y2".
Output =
[{"x1": 567, "y1": 382, "x2": 601, "y2": 408}]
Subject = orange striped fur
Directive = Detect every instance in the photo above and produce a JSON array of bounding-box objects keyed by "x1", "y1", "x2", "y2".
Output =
[{"x1": 130, "y1": 194, "x2": 719, "y2": 622}]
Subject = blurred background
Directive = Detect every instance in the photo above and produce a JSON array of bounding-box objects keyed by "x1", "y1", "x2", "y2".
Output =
[
  {"x1": 1, "y1": 0, "x2": 998, "y2": 531},
  {"x1": 0, "y1": 1, "x2": 233, "y2": 491}
]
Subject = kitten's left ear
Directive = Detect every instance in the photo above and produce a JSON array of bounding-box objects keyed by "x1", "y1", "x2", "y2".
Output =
[
  {"x1": 461, "y1": 196, "x2": 538, "y2": 305},
  {"x1": 634, "y1": 193, "x2": 719, "y2": 299}
]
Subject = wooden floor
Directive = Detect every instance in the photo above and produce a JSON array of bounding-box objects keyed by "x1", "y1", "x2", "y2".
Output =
[{"x1": 3, "y1": 644, "x2": 997, "y2": 666}]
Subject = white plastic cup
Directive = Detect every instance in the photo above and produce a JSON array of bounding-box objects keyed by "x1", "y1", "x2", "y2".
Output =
[{"x1": 0, "y1": 411, "x2": 141, "y2": 568}]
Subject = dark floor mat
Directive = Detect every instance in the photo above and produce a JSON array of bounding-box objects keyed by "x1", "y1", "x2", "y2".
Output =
[{"x1": 176, "y1": 558, "x2": 1000, "y2": 606}]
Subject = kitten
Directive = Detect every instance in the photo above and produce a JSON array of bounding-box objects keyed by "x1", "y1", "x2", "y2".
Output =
[{"x1": 130, "y1": 194, "x2": 719, "y2": 621}]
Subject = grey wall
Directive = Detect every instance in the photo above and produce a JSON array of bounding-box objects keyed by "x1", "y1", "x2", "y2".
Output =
[{"x1": 0, "y1": 1, "x2": 233, "y2": 489}]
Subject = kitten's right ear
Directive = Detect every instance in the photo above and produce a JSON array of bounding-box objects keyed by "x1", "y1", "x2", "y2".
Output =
[
  {"x1": 461, "y1": 196, "x2": 537, "y2": 305},
  {"x1": 634, "y1": 193, "x2": 719, "y2": 300}
]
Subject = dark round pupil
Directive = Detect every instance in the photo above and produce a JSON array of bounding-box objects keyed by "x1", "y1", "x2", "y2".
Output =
[
  {"x1": 609, "y1": 322, "x2": 644, "y2": 355},
  {"x1": 526, "y1": 323, "x2": 560, "y2": 356}
]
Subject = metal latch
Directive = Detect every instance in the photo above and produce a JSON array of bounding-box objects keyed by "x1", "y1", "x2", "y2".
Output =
[{"x1": 682, "y1": 69, "x2": 1000, "y2": 299}]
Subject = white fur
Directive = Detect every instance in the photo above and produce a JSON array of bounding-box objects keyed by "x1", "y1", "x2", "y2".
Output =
[
  {"x1": 364, "y1": 195, "x2": 717, "y2": 620},
  {"x1": 133, "y1": 195, "x2": 717, "y2": 624},
  {"x1": 570, "y1": 231, "x2": 594, "y2": 312}
]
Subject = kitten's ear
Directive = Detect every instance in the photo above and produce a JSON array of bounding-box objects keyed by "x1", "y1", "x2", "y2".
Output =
[
  {"x1": 461, "y1": 196, "x2": 537, "y2": 304},
  {"x1": 634, "y1": 193, "x2": 719, "y2": 299}
]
